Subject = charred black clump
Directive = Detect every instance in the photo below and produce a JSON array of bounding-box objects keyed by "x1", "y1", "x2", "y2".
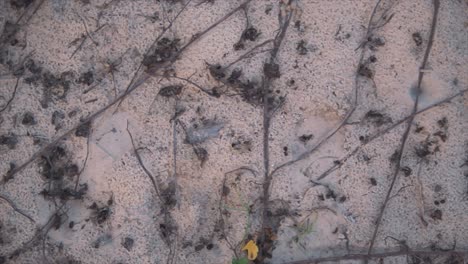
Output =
[
  {"x1": 364, "y1": 110, "x2": 392, "y2": 127},
  {"x1": 0, "y1": 134, "x2": 19, "y2": 149},
  {"x1": 142, "y1": 38, "x2": 180, "y2": 70},
  {"x1": 234, "y1": 26, "x2": 261, "y2": 50},
  {"x1": 40, "y1": 70, "x2": 75, "y2": 108},
  {"x1": 75, "y1": 121, "x2": 91, "y2": 138},
  {"x1": 89, "y1": 202, "x2": 112, "y2": 225},
  {"x1": 10, "y1": 0, "x2": 34, "y2": 9},
  {"x1": 21, "y1": 112, "x2": 36, "y2": 126},
  {"x1": 78, "y1": 71, "x2": 94, "y2": 86},
  {"x1": 414, "y1": 136, "x2": 441, "y2": 159},
  {"x1": 0, "y1": 21, "x2": 19, "y2": 45},
  {"x1": 412, "y1": 32, "x2": 423, "y2": 46},
  {"x1": 296, "y1": 40, "x2": 308, "y2": 55},
  {"x1": 242, "y1": 27, "x2": 260, "y2": 42},
  {"x1": 358, "y1": 64, "x2": 373, "y2": 79},
  {"x1": 208, "y1": 64, "x2": 226, "y2": 80},
  {"x1": 38, "y1": 145, "x2": 85, "y2": 201},
  {"x1": 158, "y1": 85, "x2": 183, "y2": 97},
  {"x1": 263, "y1": 62, "x2": 280, "y2": 79}
]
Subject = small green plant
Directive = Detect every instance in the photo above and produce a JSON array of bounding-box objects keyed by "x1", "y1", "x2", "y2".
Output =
[
  {"x1": 232, "y1": 257, "x2": 249, "y2": 264},
  {"x1": 290, "y1": 212, "x2": 317, "y2": 250}
]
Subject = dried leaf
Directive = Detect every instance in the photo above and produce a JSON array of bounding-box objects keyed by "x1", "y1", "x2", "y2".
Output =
[{"x1": 242, "y1": 240, "x2": 259, "y2": 260}]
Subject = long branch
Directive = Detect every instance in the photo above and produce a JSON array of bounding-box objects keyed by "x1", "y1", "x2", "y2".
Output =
[
  {"x1": 283, "y1": 248, "x2": 467, "y2": 264},
  {"x1": 366, "y1": 0, "x2": 440, "y2": 256}
]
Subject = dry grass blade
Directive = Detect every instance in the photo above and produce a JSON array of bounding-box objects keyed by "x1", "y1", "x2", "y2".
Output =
[
  {"x1": 0, "y1": 77, "x2": 20, "y2": 113},
  {"x1": 0, "y1": 193, "x2": 35, "y2": 223}
]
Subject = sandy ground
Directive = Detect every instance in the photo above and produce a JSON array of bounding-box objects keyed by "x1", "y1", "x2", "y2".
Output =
[{"x1": 0, "y1": 0, "x2": 467, "y2": 263}]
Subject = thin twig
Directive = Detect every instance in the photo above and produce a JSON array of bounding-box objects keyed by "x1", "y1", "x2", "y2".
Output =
[
  {"x1": 69, "y1": 23, "x2": 108, "y2": 59},
  {"x1": 282, "y1": 248, "x2": 468, "y2": 264},
  {"x1": 366, "y1": 0, "x2": 439, "y2": 257},
  {"x1": 75, "y1": 11, "x2": 98, "y2": 45},
  {"x1": 172, "y1": 101, "x2": 179, "y2": 206},
  {"x1": 224, "y1": 39, "x2": 274, "y2": 69},
  {"x1": 0, "y1": 77, "x2": 20, "y2": 113},
  {"x1": 166, "y1": 75, "x2": 216, "y2": 96},
  {"x1": 126, "y1": 122, "x2": 162, "y2": 201},
  {"x1": 74, "y1": 124, "x2": 92, "y2": 191},
  {"x1": 0, "y1": 193, "x2": 35, "y2": 223}
]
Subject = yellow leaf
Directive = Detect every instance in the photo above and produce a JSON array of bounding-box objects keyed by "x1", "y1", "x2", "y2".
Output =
[{"x1": 242, "y1": 240, "x2": 259, "y2": 260}]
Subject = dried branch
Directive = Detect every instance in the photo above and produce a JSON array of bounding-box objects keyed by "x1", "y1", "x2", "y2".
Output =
[
  {"x1": 270, "y1": 0, "x2": 390, "y2": 184},
  {"x1": 259, "y1": 0, "x2": 294, "y2": 260},
  {"x1": 366, "y1": 0, "x2": 440, "y2": 257},
  {"x1": 282, "y1": 248, "x2": 468, "y2": 264},
  {"x1": 313, "y1": 89, "x2": 467, "y2": 182}
]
